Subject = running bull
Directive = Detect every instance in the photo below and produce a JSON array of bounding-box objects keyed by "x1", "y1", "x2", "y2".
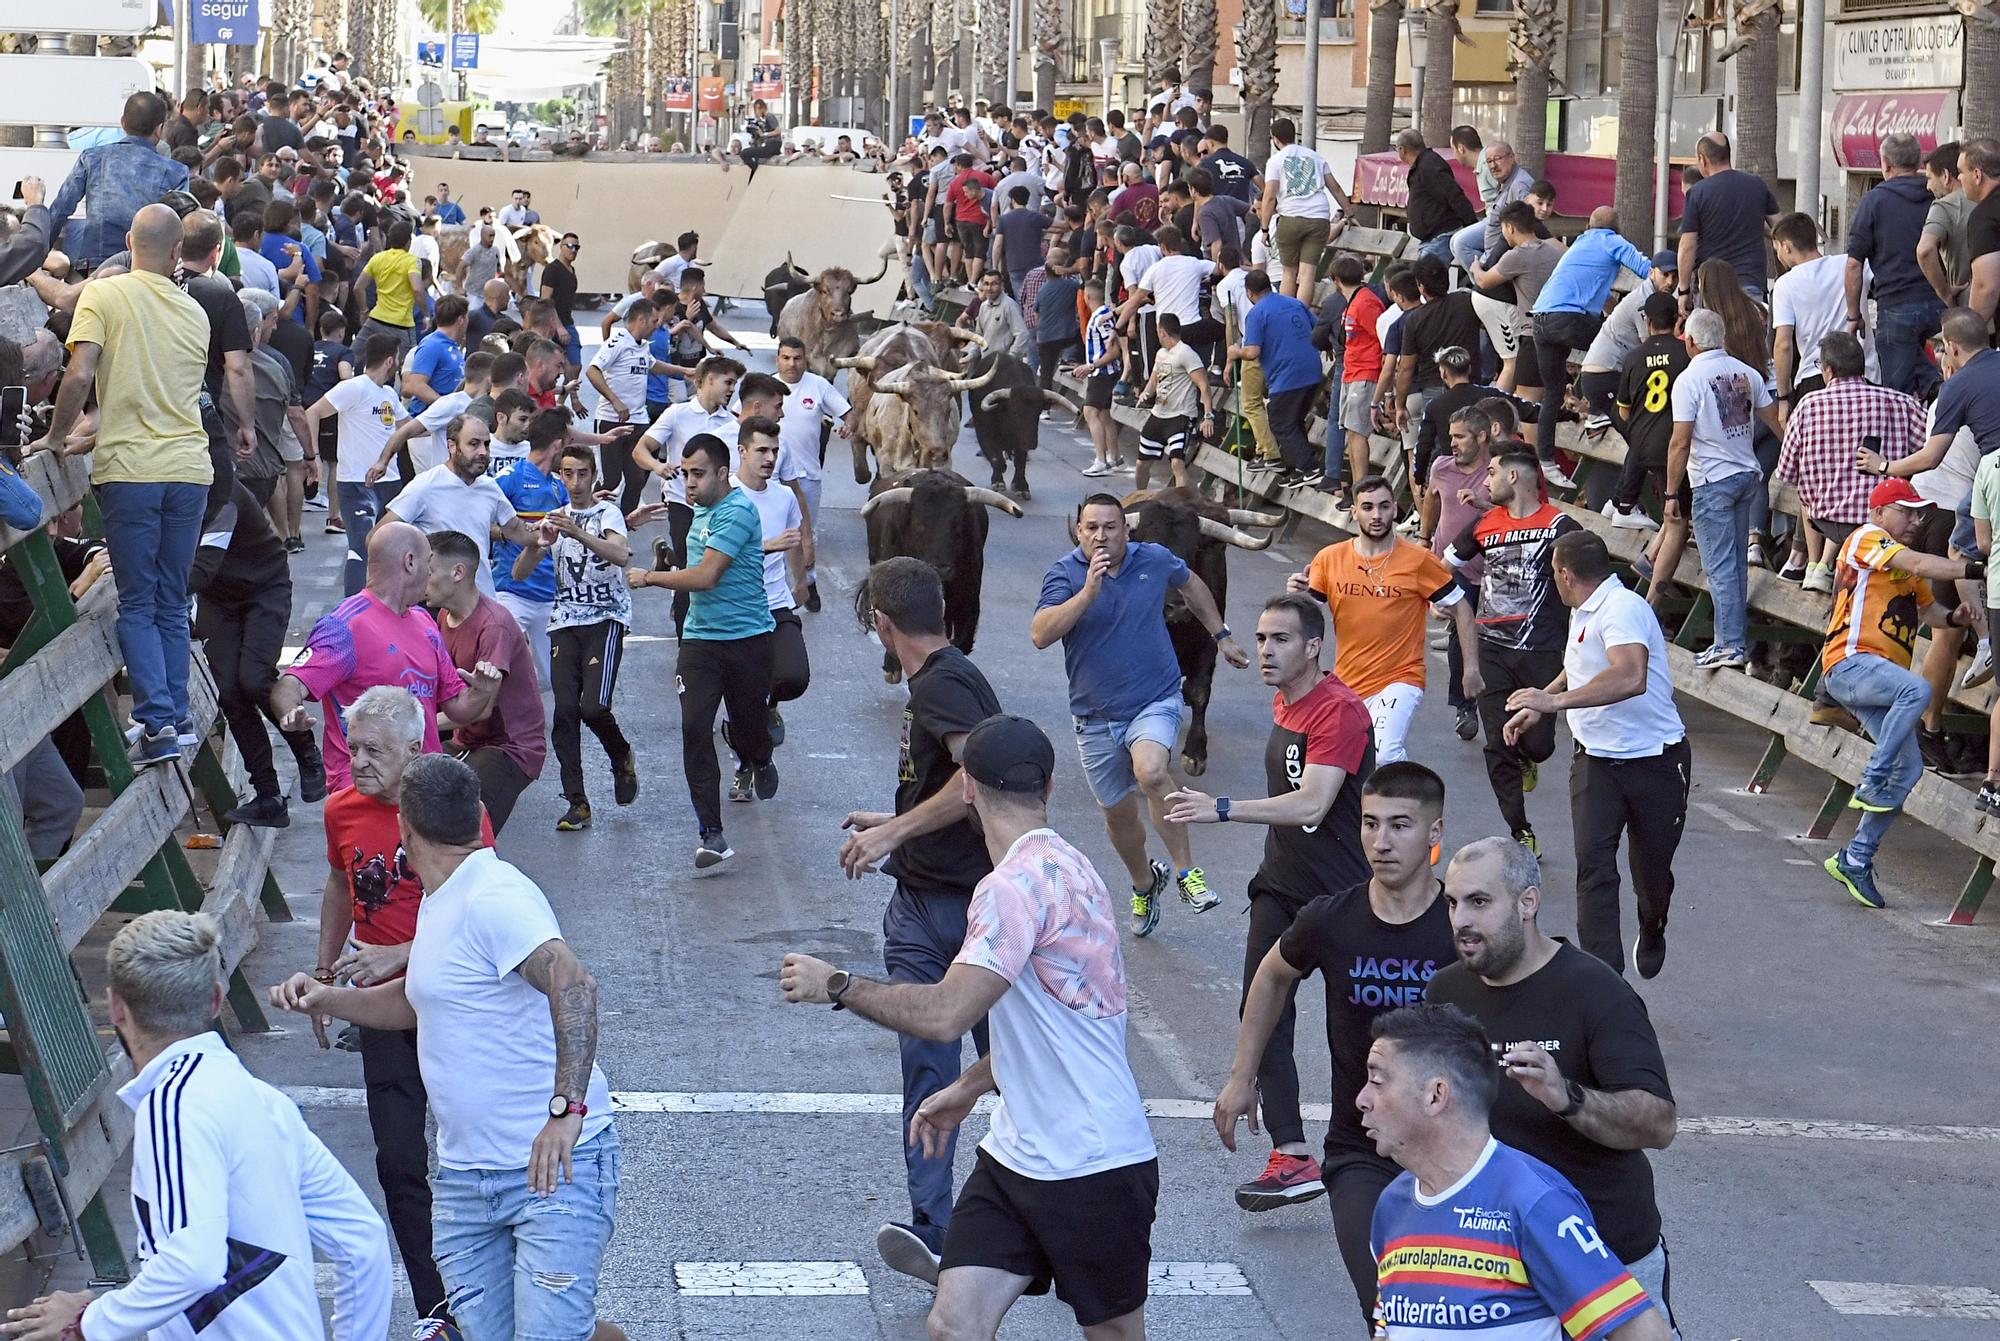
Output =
[
  {"x1": 858, "y1": 469, "x2": 1024, "y2": 683},
  {"x1": 773, "y1": 252, "x2": 891, "y2": 378},
  {"x1": 966, "y1": 351, "x2": 1082, "y2": 502},
  {"x1": 837, "y1": 325, "x2": 993, "y2": 483}
]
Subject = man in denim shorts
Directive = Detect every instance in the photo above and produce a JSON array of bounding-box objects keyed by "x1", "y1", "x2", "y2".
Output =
[{"x1": 1032, "y1": 495, "x2": 1251, "y2": 935}]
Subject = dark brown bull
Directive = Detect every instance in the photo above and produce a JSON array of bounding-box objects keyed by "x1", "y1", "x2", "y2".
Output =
[
  {"x1": 775, "y1": 252, "x2": 891, "y2": 380},
  {"x1": 858, "y1": 469, "x2": 1024, "y2": 682},
  {"x1": 966, "y1": 350, "x2": 1081, "y2": 501},
  {"x1": 1119, "y1": 488, "x2": 1282, "y2": 775}
]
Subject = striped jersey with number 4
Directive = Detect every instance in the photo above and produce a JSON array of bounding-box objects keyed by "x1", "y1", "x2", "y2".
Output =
[{"x1": 1371, "y1": 1137, "x2": 1655, "y2": 1340}]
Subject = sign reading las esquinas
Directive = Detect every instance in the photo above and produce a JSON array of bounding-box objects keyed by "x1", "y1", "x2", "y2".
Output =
[{"x1": 1833, "y1": 15, "x2": 1962, "y2": 91}]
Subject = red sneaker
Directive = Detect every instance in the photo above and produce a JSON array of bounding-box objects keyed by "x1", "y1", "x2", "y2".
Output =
[{"x1": 1234, "y1": 1150, "x2": 1327, "y2": 1211}]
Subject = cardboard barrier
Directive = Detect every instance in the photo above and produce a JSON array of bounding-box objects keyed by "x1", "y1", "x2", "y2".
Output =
[{"x1": 418, "y1": 158, "x2": 901, "y2": 307}]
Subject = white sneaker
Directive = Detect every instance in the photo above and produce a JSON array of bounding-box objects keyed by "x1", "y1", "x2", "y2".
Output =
[
  {"x1": 1746, "y1": 538, "x2": 1766, "y2": 569},
  {"x1": 1542, "y1": 460, "x2": 1577, "y2": 489},
  {"x1": 1964, "y1": 640, "x2": 1995, "y2": 690},
  {"x1": 1603, "y1": 501, "x2": 1658, "y2": 531},
  {"x1": 1583, "y1": 412, "x2": 1612, "y2": 435},
  {"x1": 1080, "y1": 461, "x2": 1109, "y2": 477},
  {"x1": 1395, "y1": 513, "x2": 1423, "y2": 536},
  {"x1": 1802, "y1": 562, "x2": 1835, "y2": 594},
  {"x1": 1694, "y1": 645, "x2": 1747, "y2": 671}
]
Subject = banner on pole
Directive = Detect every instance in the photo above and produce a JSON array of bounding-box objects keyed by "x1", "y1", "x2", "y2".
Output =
[
  {"x1": 449, "y1": 33, "x2": 479, "y2": 69},
  {"x1": 190, "y1": 0, "x2": 256, "y2": 46},
  {"x1": 416, "y1": 38, "x2": 445, "y2": 65},
  {"x1": 664, "y1": 76, "x2": 692, "y2": 112},
  {"x1": 697, "y1": 76, "x2": 725, "y2": 112},
  {"x1": 751, "y1": 63, "x2": 782, "y2": 99}
]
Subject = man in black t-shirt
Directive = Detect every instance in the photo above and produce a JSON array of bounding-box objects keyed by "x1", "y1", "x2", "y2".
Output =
[
  {"x1": 1429, "y1": 836, "x2": 1681, "y2": 1333},
  {"x1": 1166, "y1": 595, "x2": 1374, "y2": 1206},
  {"x1": 836, "y1": 558, "x2": 1001, "y2": 1287},
  {"x1": 1197, "y1": 124, "x2": 1261, "y2": 205},
  {"x1": 180, "y1": 210, "x2": 257, "y2": 460},
  {"x1": 1609, "y1": 293, "x2": 1691, "y2": 530},
  {"x1": 1395, "y1": 257, "x2": 1484, "y2": 416},
  {"x1": 1210, "y1": 760, "x2": 1453, "y2": 1326}
]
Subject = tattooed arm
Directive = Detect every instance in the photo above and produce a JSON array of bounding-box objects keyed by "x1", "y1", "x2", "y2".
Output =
[{"x1": 516, "y1": 938, "x2": 601, "y2": 1194}]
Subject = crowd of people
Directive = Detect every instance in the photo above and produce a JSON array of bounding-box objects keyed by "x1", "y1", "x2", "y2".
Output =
[{"x1": 0, "y1": 46, "x2": 1982, "y2": 1341}]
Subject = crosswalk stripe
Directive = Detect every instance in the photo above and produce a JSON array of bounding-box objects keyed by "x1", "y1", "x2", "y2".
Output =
[
  {"x1": 280, "y1": 1086, "x2": 2000, "y2": 1143},
  {"x1": 1809, "y1": 1280, "x2": 2000, "y2": 1319}
]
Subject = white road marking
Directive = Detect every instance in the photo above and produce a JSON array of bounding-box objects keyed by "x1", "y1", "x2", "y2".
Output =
[
  {"x1": 623, "y1": 634, "x2": 675, "y2": 644},
  {"x1": 1149, "y1": 1262, "x2": 1252, "y2": 1296},
  {"x1": 1809, "y1": 1280, "x2": 2000, "y2": 1319},
  {"x1": 675, "y1": 1261, "x2": 870, "y2": 1297},
  {"x1": 1693, "y1": 800, "x2": 1758, "y2": 833},
  {"x1": 278, "y1": 1086, "x2": 2000, "y2": 1141},
  {"x1": 1785, "y1": 858, "x2": 1816, "y2": 866}
]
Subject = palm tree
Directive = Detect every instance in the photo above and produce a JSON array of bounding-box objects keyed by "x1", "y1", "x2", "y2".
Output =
[
  {"x1": 1612, "y1": 0, "x2": 1660, "y2": 243},
  {"x1": 1509, "y1": 0, "x2": 1561, "y2": 175},
  {"x1": 1968, "y1": 8, "x2": 2000, "y2": 139},
  {"x1": 271, "y1": 0, "x2": 310, "y2": 87},
  {"x1": 1361, "y1": 0, "x2": 1403, "y2": 153},
  {"x1": 932, "y1": 0, "x2": 954, "y2": 104},
  {"x1": 1145, "y1": 0, "x2": 1178, "y2": 90},
  {"x1": 977, "y1": 0, "x2": 1006, "y2": 103},
  {"x1": 1419, "y1": 0, "x2": 1463, "y2": 148},
  {"x1": 1238, "y1": 0, "x2": 1278, "y2": 161},
  {"x1": 1717, "y1": 0, "x2": 1777, "y2": 193},
  {"x1": 1032, "y1": 0, "x2": 1061, "y2": 110},
  {"x1": 858, "y1": 0, "x2": 886, "y2": 136},
  {"x1": 1182, "y1": 0, "x2": 1218, "y2": 93}
]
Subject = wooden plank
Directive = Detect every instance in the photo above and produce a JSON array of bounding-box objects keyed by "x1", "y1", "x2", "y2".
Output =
[
  {"x1": 203, "y1": 819, "x2": 275, "y2": 974},
  {"x1": 0, "y1": 452, "x2": 91, "y2": 555},
  {"x1": 0, "y1": 583, "x2": 119, "y2": 775},
  {"x1": 0, "y1": 1046, "x2": 133, "y2": 1253},
  {"x1": 1333, "y1": 225, "x2": 1408, "y2": 259}
]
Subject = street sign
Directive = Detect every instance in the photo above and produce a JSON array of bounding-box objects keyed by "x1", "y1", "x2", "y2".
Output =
[
  {"x1": 190, "y1": 0, "x2": 257, "y2": 45},
  {"x1": 449, "y1": 33, "x2": 479, "y2": 70},
  {"x1": 416, "y1": 38, "x2": 445, "y2": 65},
  {"x1": 0, "y1": 0, "x2": 152, "y2": 36},
  {"x1": 0, "y1": 56, "x2": 153, "y2": 127}
]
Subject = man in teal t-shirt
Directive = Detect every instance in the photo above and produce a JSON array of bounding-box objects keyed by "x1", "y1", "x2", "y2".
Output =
[{"x1": 628, "y1": 432, "x2": 777, "y2": 870}]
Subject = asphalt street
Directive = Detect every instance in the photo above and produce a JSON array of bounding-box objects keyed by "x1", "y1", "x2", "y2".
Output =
[{"x1": 52, "y1": 321, "x2": 2000, "y2": 1339}]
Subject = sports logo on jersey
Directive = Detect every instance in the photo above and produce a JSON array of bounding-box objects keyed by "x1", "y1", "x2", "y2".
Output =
[
  {"x1": 1558, "y1": 1215, "x2": 1609, "y2": 1258},
  {"x1": 1454, "y1": 1205, "x2": 1514, "y2": 1233}
]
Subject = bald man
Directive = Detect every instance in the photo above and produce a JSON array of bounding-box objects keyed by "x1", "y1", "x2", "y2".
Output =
[
  {"x1": 29, "y1": 203, "x2": 215, "y2": 766},
  {"x1": 271, "y1": 520, "x2": 502, "y2": 792}
]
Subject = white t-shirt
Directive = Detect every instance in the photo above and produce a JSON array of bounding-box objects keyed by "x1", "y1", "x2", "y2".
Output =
[
  {"x1": 777, "y1": 372, "x2": 850, "y2": 485},
  {"x1": 487, "y1": 434, "x2": 529, "y2": 476},
  {"x1": 411, "y1": 390, "x2": 470, "y2": 473},
  {"x1": 938, "y1": 122, "x2": 984, "y2": 163},
  {"x1": 643, "y1": 400, "x2": 740, "y2": 504},
  {"x1": 236, "y1": 246, "x2": 282, "y2": 296},
  {"x1": 1152, "y1": 341, "x2": 1204, "y2": 418},
  {"x1": 1580, "y1": 283, "x2": 1653, "y2": 371},
  {"x1": 412, "y1": 233, "x2": 441, "y2": 285},
  {"x1": 1119, "y1": 244, "x2": 1162, "y2": 315},
  {"x1": 1564, "y1": 575, "x2": 1684, "y2": 758},
  {"x1": 589, "y1": 328, "x2": 654, "y2": 423},
  {"x1": 953, "y1": 829, "x2": 1156, "y2": 1180},
  {"x1": 650, "y1": 253, "x2": 691, "y2": 291},
  {"x1": 1670, "y1": 348, "x2": 1772, "y2": 487},
  {"x1": 549, "y1": 498, "x2": 632, "y2": 631},
  {"x1": 1214, "y1": 267, "x2": 1251, "y2": 329},
  {"x1": 1267, "y1": 143, "x2": 1334, "y2": 219},
  {"x1": 1770, "y1": 252, "x2": 1849, "y2": 384},
  {"x1": 404, "y1": 849, "x2": 614, "y2": 1172},
  {"x1": 386, "y1": 465, "x2": 518, "y2": 596},
  {"x1": 1138, "y1": 254, "x2": 1213, "y2": 325},
  {"x1": 324, "y1": 374, "x2": 406, "y2": 484},
  {"x1": 1913, "y1": 403, "x2": 1980, "y2": 506},
  {"x1": 733, "y1": 477, "x2": 803, "y2": 610}
]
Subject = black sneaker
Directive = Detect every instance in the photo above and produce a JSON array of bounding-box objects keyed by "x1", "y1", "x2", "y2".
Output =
[
  {"x1": 695, "y1": 830, "x2": 734, "y2": 870},
  {"x1": 556, "y1": 798, "x2": 592, "y2": 831},
  {"x1": 1919, "y1": 725, "x2": 1951, "y2": 773},
  {"x1": 224, "y1": 793, "x2": 290, "y2": 828},
  {"x1": 755, "y1": 759, "x2": 780, "y2": 799},
  {"x1": 1454, "y1": 704, "x2": 1479, "y2": 741},
  {"x1": 875, "y1": 1222, "x2": 941, "y2": 1286},
  {"x1": 729, "y1": 766, "x2": 755, "y2": 802},
  {"x1": 768, "y1": 706, "x2": 785, "y2": 748},
  {"x1": 1947, "y1": 733, "x2": 1987, "y2": 779},
  {"x1": 613, "y1": 752, "x2": 639, "y2": 805},
  {"x1": 291, "y1": 738, "x2": 327, "y2": 803},
  {"x1": 1633, "y1": 920, "x2": 1667, "y2": 980},
  {"x1": 804, "y1": 582, "x2": 822, "y2": 613}
]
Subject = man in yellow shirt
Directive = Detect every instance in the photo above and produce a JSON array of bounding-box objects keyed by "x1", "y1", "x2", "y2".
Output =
[
  {"x1": 356, "y1": 219, "x2": 426, "y2": 358},
  {"x1": 28, "y1": 202, "x2": 213, "y2": 767}
]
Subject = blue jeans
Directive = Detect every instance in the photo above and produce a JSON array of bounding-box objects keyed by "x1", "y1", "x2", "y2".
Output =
[
  {"x1": 432, "y1": 1126, "x2": 620, "y2": 1341},
  {"x1": 909, "y1": 247, "x2": 935, "y2": 311},
  {"x1": 1873, "y1": 297, "x2": 1945, "y2": 400},
  {"x1": 562, "y1": 322, "x2": 582, "y2": 368},
  {"x1": 1691, "y1": 468, "x2": 1762, "y2": 654},
  {"x1": 1825, "y1": 653, "x2": 1928, "y2": 868},
  {"x1": 337, "y1": 479, "x2": 402, "y2": 597},
  {"x1": 884, "y1": 884, "x2": 989, "y2": 1245},
  {"x1": 1415, "y1": 232, "x2": 1455, "y2": 264},
  {"x1": 97, "y1": 481, "x2": 205, "y2": 734},
  {"x1": 1748, "y1": 419, "x2": 1782, "y2": 538},
  {"x1": 1450, "y1": 220, "x2": 1489, "y2": 270}
]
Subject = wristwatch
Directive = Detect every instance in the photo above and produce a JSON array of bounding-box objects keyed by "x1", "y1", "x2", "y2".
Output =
[
  {"x1": 1211, "y1": 624, "x2": 1232, "y2": 644},
  {"x1": 1216, "y1": 796, "x2": 1232, "y2": 822},
  {"x1": 549, "y1": 1094, "x2": 588, "y2": 1119},
  {"x1": 826, "y1": 968, "x2": 853, "y2": 1011},
  {"x1": 1557, "y1": 1079, "x2": 1586, "y2": 1118}
]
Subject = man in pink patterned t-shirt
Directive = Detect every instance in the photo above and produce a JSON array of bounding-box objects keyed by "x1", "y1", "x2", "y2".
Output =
[
  {"x1": 782, "y1": 714, "x2": 1158, "y2": 1339},
  {"x1": 272, "y1": 521, "x2": 501, "y2": 790}
]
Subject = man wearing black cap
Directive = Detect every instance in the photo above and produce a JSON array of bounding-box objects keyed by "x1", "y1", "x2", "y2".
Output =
[
  {"x1": 832, "y1": 558, "x2": 1003, "y2": 1286},
  {"x1": 786, "y1": 713, "x2": 1158, "y2": 1341}
]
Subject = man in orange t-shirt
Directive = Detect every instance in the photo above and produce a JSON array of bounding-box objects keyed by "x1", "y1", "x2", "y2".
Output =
[
  {"x1": 1289, "y1": 475, "x2": 1483, "y2": 762},
  {"x1": 1820, "y1": 478, "x2": 1978, "y2": 910}
]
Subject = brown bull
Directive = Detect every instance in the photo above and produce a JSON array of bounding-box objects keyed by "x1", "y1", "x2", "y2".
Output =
[
  {"x1": 775, "y1": 253, "x2": 892, "y2": 380},
  {"x1": 835, "y1": 322, "x2": 989, "y2": 483}
]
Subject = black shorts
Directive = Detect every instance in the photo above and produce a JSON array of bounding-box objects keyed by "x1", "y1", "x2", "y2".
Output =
[
  {"x1": 1139, "y1": 413, "x2": 1193, "y2": 460},
  {"x1": 955, "y1": 220, "x2": 987, "y2": 255},
  {"x1": 942, "y1": 1150, "x2": 1159, "y2": 1328},
  {"x1": 1084, "y1": 375, "x2": 1115, "y2": 410}
]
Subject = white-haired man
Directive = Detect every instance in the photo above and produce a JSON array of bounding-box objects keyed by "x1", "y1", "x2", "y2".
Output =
[{"x1": 0, "y1": 911, "x2": 391, "y2": 1340}]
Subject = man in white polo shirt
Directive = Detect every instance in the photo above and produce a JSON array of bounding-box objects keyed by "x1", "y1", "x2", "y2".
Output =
[
  {"x1": 775, "y1": 335, "x2": 852, "y2": 611},
  {"x1": 382, "y1": 414, "x2": 539, "y2": 598},
  {"x1": 588, "y1": 298, "x2": 683, "y2": 506},
  {"x1": 1502, "y1": 530, "x2": 1687, "y2": 981}
]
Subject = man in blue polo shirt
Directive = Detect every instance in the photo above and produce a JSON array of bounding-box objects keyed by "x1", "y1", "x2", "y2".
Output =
[
  {"x1": 1032, "y1": 495, "x2": 1250, "y2": 935},
  {"x1": 406, "y1": 295, "x2": 470, "y2": 416},
  {"x1": 491, "y1": 408, "x2": 570, "y2": 686},
  {"x1": 1235, "y1": 270, "x2": 1322, "y2": 485},
  {"x1": 626, "y1": 432, "x2": 775, "y2": 872}
]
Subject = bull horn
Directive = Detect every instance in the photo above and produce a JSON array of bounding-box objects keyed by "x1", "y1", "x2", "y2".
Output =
[
  {"x1": 979, "y1": 388, "x2": 1015, "y2": 411},
  {"x1": 943, "y1": 329, "x2": 987, "y2": 346},
  {"x1": 1198, "y1": 515, "x2": 1274, "y2": 550},
  {"x1": 1041, "y1": 389, "x2": 1082, "y2": 415},
  {"x1": 834, "y1": 355, "x2": 880, "y2": 371},
  {"x1": 858, "y1": 486, "x2": 916, "y2": 517},
  {"x1": 944, "y1": 360, "x2": 1004, "y2": 393},
  {"x1": 856, "y1": 255, "x2": 891, "y2": 285},
  {"x1": 788, "y1": 249, "x2": 808, "y2": 277},
  {"x1": 1124, "y1": 511, "x2": 1143, "y2": 527},
  {"x1": 1225, "y1": 508, "x2": 1286, "y2": 528},
  {"x1": 965, "y1": 486, "x2": 1025, "y2": 517}
]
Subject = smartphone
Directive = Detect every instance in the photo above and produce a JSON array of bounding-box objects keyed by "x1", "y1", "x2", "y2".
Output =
[
  {"x1": 1862, "y1": 434, "x2": 1882, "y2": 456},
  {"x1": 0, "y1": 386, "x2": 27, "y2": 449}
]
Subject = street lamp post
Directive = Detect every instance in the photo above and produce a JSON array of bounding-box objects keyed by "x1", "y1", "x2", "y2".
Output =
[
  {"x1": 1100, "y1": 36, "x2": 1119, "y2": 116},
  {"x1": 1407, "y1": 5, "x2": 1427, "y2": 133},
  {"x1": 1303, "y1": 0, "x2": 1320, "y2": 148}
]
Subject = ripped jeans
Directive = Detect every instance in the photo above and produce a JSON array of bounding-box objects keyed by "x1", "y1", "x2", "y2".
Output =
[{"x1": 431, "y1": 1125, "x2": 621, "y2": 1340}]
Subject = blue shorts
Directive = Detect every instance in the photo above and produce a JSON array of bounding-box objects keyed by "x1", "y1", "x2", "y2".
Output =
[
  {"x1": 1954, "y1": 493, "x2": 1985, "y2": 559},
  {"x1": 1073, "y1": 694, "x2": 1187, "y2": 808}
]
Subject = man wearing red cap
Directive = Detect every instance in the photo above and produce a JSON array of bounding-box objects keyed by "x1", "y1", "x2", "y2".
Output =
[{"x1": 1820, "y1": 477, "x2": 1983, "y2": 908}]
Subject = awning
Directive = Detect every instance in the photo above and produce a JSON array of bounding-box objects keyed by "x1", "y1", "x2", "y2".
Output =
[
  {"x1": 1352, "y1": 151, "x2": 1688, "y2": 221},
  {"x1": 1830, "y1": 91, "x2": 1957, "y2": 171}
]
